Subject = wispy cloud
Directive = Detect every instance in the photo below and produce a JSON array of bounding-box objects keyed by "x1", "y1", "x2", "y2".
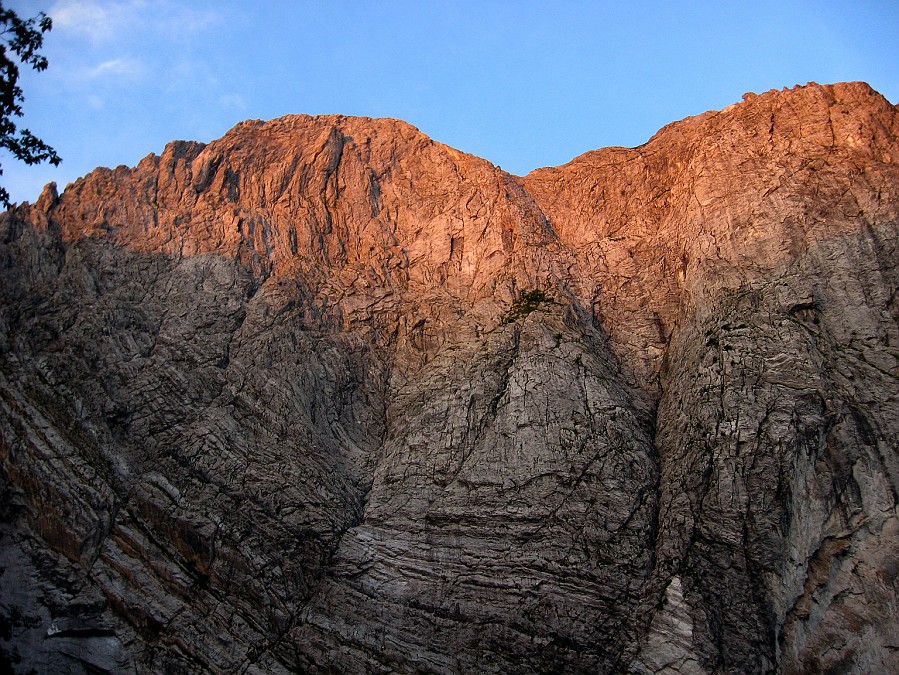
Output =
[
  {"x1": 50, "y1": 0, "x2": 135, "y2": 44},
  {"x1": 45, "y1": 1, "x2": 226, "y2": 96},
  {"x1": 87, "y1": 56, "x2": 144, "y2": 79},
  {"x1": 49, "y1": 0, "x2": 221, "y2": 44}
]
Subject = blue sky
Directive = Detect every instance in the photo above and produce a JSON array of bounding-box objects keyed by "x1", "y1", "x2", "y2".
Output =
[{"x1": 3, "y1": 0, "x2": 899, "y2": 204}]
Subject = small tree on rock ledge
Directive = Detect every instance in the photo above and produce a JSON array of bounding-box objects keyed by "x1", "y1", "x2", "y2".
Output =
[
  {"x1": 503, "y1": 288, "x2": 552, "y2": 324},
  {"x1": 0, "y1": 2, "x2": 60, "y2": 209}
]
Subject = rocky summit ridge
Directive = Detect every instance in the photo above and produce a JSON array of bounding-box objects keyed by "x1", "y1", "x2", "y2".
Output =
[{"x1": 1, "y1": 81, "x2": 898, "y2": 673}]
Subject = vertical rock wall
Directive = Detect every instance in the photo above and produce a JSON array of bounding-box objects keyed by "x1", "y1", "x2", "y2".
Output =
[{"x1": 1, "y1": 82, "x2": 897, "y2": 673}]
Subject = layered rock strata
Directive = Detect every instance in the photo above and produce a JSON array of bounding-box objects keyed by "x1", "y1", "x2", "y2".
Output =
[{"x1": 0, "y1": 81, "x2": 897, "y2": 673}]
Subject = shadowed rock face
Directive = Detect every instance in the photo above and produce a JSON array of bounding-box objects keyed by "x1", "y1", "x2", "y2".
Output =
[{"x1": 0, "y1": 82, "x2": 897, "y2": 673}]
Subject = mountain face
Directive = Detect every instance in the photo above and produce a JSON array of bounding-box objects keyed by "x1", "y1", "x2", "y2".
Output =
[{"x1": 0, "y1": 81, "x2": 897, "y2": 673}]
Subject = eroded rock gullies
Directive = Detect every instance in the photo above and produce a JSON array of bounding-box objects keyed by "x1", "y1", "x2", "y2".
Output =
[{"x1": 0, "y1": 82, "x2": 897, "y2": 673}]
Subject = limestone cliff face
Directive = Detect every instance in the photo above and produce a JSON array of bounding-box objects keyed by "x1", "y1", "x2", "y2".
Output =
[{"x1": 0, "y1": 82, "x2": 897, "y2": 673}]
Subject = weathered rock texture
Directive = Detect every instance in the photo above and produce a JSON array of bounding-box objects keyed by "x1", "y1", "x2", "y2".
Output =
[{"x1": 0, "y1": 81, "x2": 897, "y2": 673}]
